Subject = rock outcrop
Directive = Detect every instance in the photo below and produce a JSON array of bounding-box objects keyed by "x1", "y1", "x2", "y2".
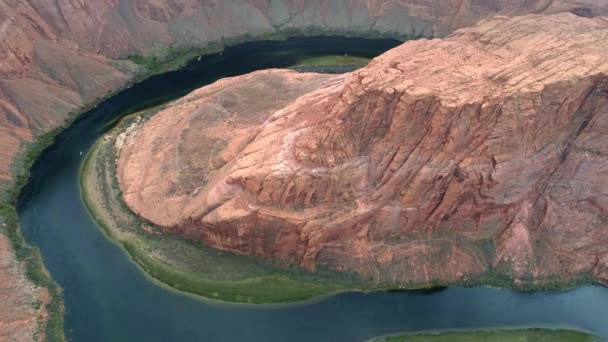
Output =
[
  {"x1": 2, "y1": 3, "x2": 608, "y2": 340},
  {"x1": 119, "y1": 13, "x2": 608, "y2": 287},
  {"x1": 2, "y1": 0, "x2": 608, "y2": 181}
]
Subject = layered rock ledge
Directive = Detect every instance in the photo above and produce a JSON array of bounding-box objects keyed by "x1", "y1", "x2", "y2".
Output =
[
  {"x1": 2, "y1": 0, "x2": 608, "y2": 181},
  {"x1": 119, "y1": 13, "x2": 608, "y2": 287}
]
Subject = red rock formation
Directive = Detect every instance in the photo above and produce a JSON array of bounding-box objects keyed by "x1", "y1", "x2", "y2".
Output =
[
  {"x1": 2, "y1": 2, "x2": 608, "y2": 339},
  {"x1": 0, "y1": 235, "x2": 50, "y2": 341},
  {"x1": 119, "y1": 13, "x2": 608, "y2": 287},
  {"x1": 2, "y1": 0, "x2": 608, "y2": 181}
]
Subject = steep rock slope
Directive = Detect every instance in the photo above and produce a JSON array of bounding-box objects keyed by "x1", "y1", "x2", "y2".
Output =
[
  {"x1": 117, "y1": 68, "x2": 333, "y2": 226},
  {"x1": 119, "y1": 13, "x2": 608, "y2": 287},
  {"x1": 2, "y1": 0, "x2": 608, "y2": 180}
]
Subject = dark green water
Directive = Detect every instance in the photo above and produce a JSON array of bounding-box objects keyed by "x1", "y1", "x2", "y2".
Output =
[{"x1": 16, "y1": 37, "x2": 608, "y2": 342}]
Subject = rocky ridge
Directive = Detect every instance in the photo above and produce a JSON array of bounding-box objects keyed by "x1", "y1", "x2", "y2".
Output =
[
  {"x1": 0, "y1": 235, "x2": 50, "y2": 341},
  {"x1": 119, "y1": 13, "x2": 608, "y2": 287},
  {"x1": 2, "y1": 1, "x2": 608, "y2": 339},
  {"x1": 2, "y1": 0, "x2": 608, "y2": 181}
]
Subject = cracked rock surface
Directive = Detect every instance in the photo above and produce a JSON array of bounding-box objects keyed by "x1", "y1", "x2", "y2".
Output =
[
  {"x1": 118, "y1": 13, "x2": 608, "y2": 286},
  {"x1": 2, "y1": 0, "x2": 608, "y2": 181}
]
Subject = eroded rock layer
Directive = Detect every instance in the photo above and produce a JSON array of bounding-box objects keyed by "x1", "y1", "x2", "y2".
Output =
[
  {"x1": 119, "y1": 13, "x2": 608, "y2": 286},
  {"x1": 2, "y1": 0, "x2": 608, "y2": 180}
]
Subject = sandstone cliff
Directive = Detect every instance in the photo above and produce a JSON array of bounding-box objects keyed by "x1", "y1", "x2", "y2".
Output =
[
  {"x1": 1, "y1": 0, "x2": 607, "y2": 181},
  {"x1": 2, "y1": 2, "x2": 608, "y2": 338},
  {"x1": 119, "y1": 13, "x2": 608, "y2": 287}
]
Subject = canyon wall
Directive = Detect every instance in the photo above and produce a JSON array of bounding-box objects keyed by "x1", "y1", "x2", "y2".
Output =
[
  {"x1": 1, "y1": 1, "x2": 608, "y2": 338},
  {"x1": 1, "y1": 0, "x2": 608, "y2": 181},
  {"x1": 119, "y1": 13, "x2": 608, "y2": 287}
]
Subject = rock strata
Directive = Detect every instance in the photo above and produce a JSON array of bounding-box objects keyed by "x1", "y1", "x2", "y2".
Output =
[
  {"x1": 0, "y1": 235, "x2": 50, "y2": 341},
  {"x1": 3, "y1": 2, "x2": 608, "y2": 339},
  {"x1": 2, "y1": 0, "x2": 608, "y2": 180},
  {"x1": 119, "y1": 13, "x2": 608, "y2": 286}
]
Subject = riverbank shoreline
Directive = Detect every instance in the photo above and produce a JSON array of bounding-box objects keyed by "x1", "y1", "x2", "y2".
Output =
[
  {"x1": 7, "y1": 30, "x2": 604, "y2": 341},
  {"x1": 368, "y1": 328, "x2": 602, "y2": 342},
  {"x1": 0, "y1": 50, "x2": 148, "y2": 342},
  {"x1": 80, "y1": 73, "x2": 598, "y2": 307},
  {"x1": 1, "y1": 32, "x2": 406, "y2": 340},
  {"x1": 92, "y1": 45, "x2": 601, "y2": 297},
  {"x1": 125, "y1": 28, "x2": 411, "y2": 76},
  {"x1": 79, "y1": 116, "x2": 366, "y2": 304}
]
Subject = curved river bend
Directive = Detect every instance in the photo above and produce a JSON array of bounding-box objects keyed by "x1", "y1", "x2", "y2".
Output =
[{"x1": 17, "y1": 37, "x2": 608, "y2": 342}]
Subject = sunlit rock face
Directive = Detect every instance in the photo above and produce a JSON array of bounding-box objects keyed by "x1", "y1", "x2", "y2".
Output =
[
  {"x1": 118, "y1": 13, "x2": 608, "y2": 287},
  {"x1": 3, "y1": 1, "x2": 608, "y2": 336},
  {"x1": 1, "y1": 0, "x2": 607, "y2": 180}
]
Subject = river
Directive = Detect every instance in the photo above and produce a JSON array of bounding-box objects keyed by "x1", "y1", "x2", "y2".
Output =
[{"x1": 16, "y1": 36, "x2": 608, "y2": 342}]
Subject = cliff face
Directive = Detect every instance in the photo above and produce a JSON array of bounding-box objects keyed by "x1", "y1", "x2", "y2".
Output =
[
  {"x1": 1, "y1": 0, "x2": 608, "y2": 181},
  {"x1": 1, "y1": 3, "x2": 608, "y2": 339},
  {"x1": 119, "y1": 13, "x2": 608, "y2": 287}
]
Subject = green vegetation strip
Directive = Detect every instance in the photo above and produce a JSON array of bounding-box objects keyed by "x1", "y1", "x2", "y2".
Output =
[
  {"x1": 123, "y1": 240, "x2": 350, "y2": 303},
  {"x1": 80, "y1": 115, "x2": 364, "y2": 303},
  {"x1": 126, "y1": 28, "x2": 411, "y2": 76},
  {"x1": 81, "y1": 110, "x2": 598, "y2": 306},
  {"x1": 291, "y1": 55, "x2": 372, "y2": 67},
  {"x1": 0, "y1": 130, "x2": 65, "y2": 342},
  {"x1": 128, "y1": 45, "x2": 222, "y2": 76},
  {"x1": 0, "y1": 46, "x2": 164, "y2": 340},
  {"x1": 0, "y1": 55, "x2": 162, "y2": 340},
  {"x1": 371, "y1": 329, "x2": 601, "y2": 342},
  {"x1": 0, "y1": 31, "x2": 407, "y2": 340}
]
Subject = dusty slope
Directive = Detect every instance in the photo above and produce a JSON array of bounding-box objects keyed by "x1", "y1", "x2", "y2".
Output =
[
  {"x1": 2, "y1": 0, "x2": 608, "y2": 181},
  {"x1": 2, "y1": 2, "x2": 608, "y2": 339},
  {"x1": 116, "y1": 69, "x2": 334, "y2": 225},
  {"x1": 119, "y1": 13, "x2": 608, "y2": 287}
]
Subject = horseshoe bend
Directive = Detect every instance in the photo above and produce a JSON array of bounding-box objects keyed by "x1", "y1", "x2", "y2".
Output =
[
  {"x1": 115, "y1": 14, "x2": 608, "y2": 289},
  {"x1": 0, "y1": 1, "x2": 607, "y2": 340}
]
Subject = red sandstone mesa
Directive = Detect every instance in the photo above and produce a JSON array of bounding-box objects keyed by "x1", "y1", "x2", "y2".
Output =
[
  {"x1": 1, "y1": 0, "x2": 607, "y2": 181},
  {"x1": 119, "y1": 14, "x2": 608, "y2": 287},
  {"x1": 2, "y1": 2, "x2": 608, "y2": 339}
]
